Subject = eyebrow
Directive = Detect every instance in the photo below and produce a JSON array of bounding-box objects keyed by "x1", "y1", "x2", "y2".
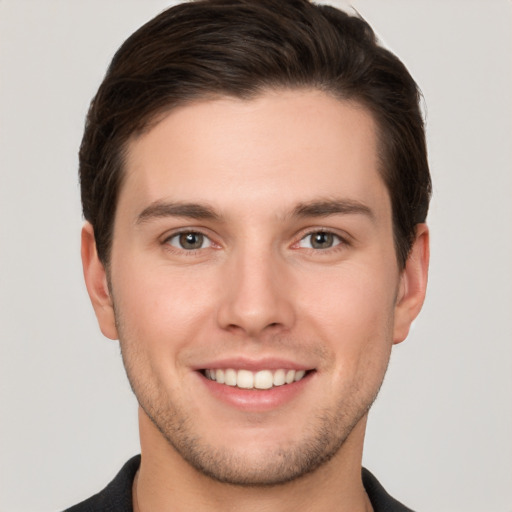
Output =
[
  {"x1": 135, "y1": 198, "x2": 374, "y2": 225},
  {"x1": 136, "y1": 201, "x2": 220, "y2": 224},
  {"x1": 292, "y1": 199, "x2": 375, "y2": 221}
]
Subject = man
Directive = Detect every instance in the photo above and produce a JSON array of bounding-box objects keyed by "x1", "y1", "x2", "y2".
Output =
[{"x1": 67, "y1": 0, "x2": 431, "y2": 510}]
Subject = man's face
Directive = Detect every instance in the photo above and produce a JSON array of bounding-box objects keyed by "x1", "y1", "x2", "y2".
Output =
[{"x1": 85, "y1": 89, "x2": 426, "y2": 485}]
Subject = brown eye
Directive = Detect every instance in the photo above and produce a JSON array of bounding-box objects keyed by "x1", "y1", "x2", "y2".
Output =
[
  {"x1": 168, "y1": 232, "x2": 211, "y2": 250},
  {"x1": 298, "y1": 231, "x2": 341, "y2": 250}
]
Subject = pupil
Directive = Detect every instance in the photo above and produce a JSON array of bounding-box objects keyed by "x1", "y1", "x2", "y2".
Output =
[
  {"x1": 312, "y1": 232, "x2": 332, "y2": 249},
  {"x1": 180, "y1": 232, "x2": 203, "y2": 249}
]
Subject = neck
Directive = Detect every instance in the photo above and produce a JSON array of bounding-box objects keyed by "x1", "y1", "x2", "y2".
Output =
[{"x1": 134, "y1": 409, "x2": 372, "y2": 512}]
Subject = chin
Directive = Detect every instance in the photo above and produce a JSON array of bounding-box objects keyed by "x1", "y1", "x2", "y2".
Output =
[{"x1": 141, "y1": 396, "x2": 369, "y2": 487}]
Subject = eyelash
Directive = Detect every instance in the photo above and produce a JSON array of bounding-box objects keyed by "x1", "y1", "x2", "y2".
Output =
[
  {"x1": 161, "y1": 228, "x2": 349, "y2": 255},
  {"x1": 295, "y1": 229, "x2": 349, "y2": 253},
  {"x1": 163, "y1": 230, "x2": 215, "y2": 255}
]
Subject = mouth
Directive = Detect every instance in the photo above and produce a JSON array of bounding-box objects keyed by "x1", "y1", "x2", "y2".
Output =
[{"x1": 201, "y1": 368, "x2": 311, "y2": 390}]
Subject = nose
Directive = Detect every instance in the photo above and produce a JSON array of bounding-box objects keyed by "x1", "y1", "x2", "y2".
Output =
[{"x1": 216, "y1": 246, "x2": 296, "y2": 337}]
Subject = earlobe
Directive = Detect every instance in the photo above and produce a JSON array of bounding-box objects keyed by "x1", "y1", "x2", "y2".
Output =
[
  {"x1": 81, "y1": 222, "x2": 118, "y2": 340},
  {"x1": 393, "y1": 224, "x2": 429, "y2": 344}
]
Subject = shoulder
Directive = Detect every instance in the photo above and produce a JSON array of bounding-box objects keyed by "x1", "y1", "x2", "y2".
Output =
[
  {"x1": 63, "y1": 455, "x2": 141, "y2": 512},
  {"x1": 362, "y1": 468, "x2": 415, "y2": 512}
]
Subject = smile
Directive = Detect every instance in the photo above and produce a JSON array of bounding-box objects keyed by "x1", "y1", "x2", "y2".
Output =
[{"x1": 203, "y1": 368, "x2": 308, "y2": 390}]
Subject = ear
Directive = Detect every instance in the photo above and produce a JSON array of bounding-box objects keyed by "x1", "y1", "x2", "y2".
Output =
[
  {"x1": 393, "y1": 224, "x2": 429, "y2": 344},
  {"x1": 81, "y1": 222, "x2": 118, "y2": 340}
]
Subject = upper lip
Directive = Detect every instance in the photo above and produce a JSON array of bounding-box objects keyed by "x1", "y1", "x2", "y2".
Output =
[{"x1": 192, "y1": 357, "x2": 314, "y2": 372}]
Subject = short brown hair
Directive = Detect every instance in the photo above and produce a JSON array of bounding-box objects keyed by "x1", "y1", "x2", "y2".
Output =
[{"x1": 80, "y1": 0, "x2": 431, "y2": 268}]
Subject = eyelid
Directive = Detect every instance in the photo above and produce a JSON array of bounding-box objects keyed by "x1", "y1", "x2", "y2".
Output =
[
  {"x1": 293, "y1": 227, "x2": 351, "y2": 250},
  {"x1": 161, "y1": 227, "x2": 219, "y2": 251},
  {"x1": 159, "y1": 226, "x2": 351, "y2": 252},
  {"x1": 161, "y1": 226, "x2": 211, "y2": 241},
  {"x1": 168, "y1": 232, "x2": 211, "y2": 249}
]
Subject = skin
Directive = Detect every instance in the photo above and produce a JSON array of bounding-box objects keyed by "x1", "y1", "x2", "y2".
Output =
[{"x1": 82, "y1": 89, "x2": 429, "y2": 512}]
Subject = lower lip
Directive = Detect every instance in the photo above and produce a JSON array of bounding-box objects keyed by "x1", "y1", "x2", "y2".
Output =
[{"x1": 198, "y1": 371, "x2": 314, "y2": 412}]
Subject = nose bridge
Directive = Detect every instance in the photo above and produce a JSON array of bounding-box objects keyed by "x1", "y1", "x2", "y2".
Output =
[{"x1": 217, "y1": 237, "x2": 294, "y2": 336}]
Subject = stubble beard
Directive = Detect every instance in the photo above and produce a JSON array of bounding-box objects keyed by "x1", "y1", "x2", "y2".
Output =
[
  {"x1": 111, "y1": 280, "x2": 391, "y2": 487},
  {"x1": 119, "y1": 341, "x2": 386, "y2": 488},
  {"x1": 141, "y1": 396, "x2": 369, "y2": 487}
]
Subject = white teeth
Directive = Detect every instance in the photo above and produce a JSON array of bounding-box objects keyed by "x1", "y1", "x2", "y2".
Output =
[
  {"x1": 224, "y1": 368, "x2": 237, "y2": 386},
  {"x1": 237, "y1": 370, "x2": 254, "y2": 389},
  {"x1": 285, "y1": 369, "x2": 295, "y2": 384},
  {"x1": 294, "y1": 370, "x2": 306, "y2": 382},
  {"x1": 254, "y1": 370, "x2": 273, "y2": 389},
  {"x1": 273, "y1": 369, "x2": 286, "y2": 386},
  {"x1": 204, "y1": 368, "x2": 308, "y2": 389}
]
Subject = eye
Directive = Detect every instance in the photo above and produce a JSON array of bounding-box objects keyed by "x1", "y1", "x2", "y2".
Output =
[
  {"x1": 167, "y1": 232, "x2": 212, "y2": 250},
  {"x1": 298, "y1": 231, "x2": 342, "y2": 250}
]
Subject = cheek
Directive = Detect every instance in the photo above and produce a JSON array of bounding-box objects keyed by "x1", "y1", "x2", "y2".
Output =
[
  {"x1": 298, "y1": 262, "x2": 397, "y2": 368},
  {"x1": 300, "y1": 261, "x2": 396, "y2": 326},
  {"x1": 111, "y1": 258, "x2": 219, "y2": 353}
]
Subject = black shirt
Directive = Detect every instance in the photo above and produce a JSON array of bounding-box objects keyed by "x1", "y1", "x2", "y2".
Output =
[{"x1": 64, "y1": 455, "x2": 414, "y2": 512}]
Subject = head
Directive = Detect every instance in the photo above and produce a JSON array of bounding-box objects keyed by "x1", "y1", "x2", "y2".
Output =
[
  {"x1": 80, "y1": 0, "x2": 431, "y2": 271},
  {"x1": 80, "y1": 0, "x2": 431, "y2": 488}
]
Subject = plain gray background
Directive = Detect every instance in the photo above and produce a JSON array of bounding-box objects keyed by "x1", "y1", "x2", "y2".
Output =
[{"x1": 1, "y1": 1, "x2": 511, "y2": 511}]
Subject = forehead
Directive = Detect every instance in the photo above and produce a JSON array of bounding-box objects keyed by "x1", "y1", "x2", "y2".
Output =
[{"x1": 120, "y1": 89, "x2": 390, "y2": 222}]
